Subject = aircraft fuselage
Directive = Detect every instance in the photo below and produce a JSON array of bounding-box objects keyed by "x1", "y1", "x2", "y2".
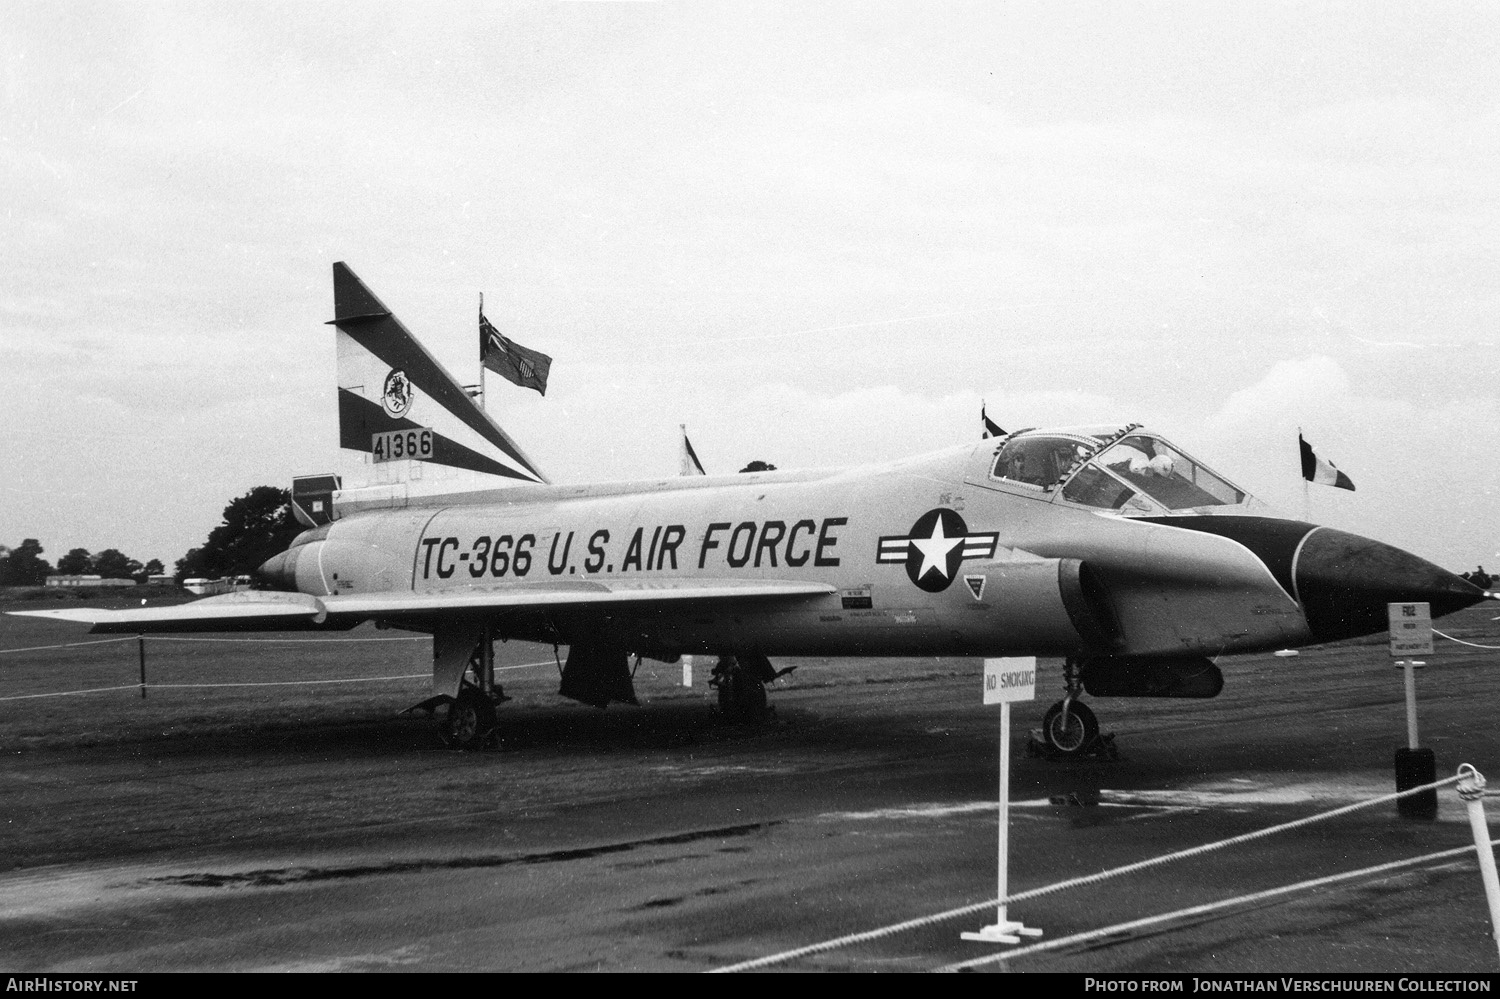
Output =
[{"x1": 260, "y1": 440, "x2": 1442, "y2": 664}]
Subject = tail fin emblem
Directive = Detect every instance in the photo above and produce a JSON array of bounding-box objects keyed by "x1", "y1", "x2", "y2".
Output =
[{"x1": 382, "y1": 369, "x2": 414, "y2": 418}]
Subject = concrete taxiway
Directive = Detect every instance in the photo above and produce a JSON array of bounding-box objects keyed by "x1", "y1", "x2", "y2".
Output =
[{"x1": 1, "y1": 606, "x2": 1497, "y2": 972}]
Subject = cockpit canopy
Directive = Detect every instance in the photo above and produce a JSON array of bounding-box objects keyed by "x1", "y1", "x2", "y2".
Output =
[{"x1": 988, "y1": 424, "x2": 1253, "y2": 515}]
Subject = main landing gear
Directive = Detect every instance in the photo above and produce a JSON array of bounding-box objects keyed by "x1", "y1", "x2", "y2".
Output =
[
  {"x1": 710, "y1": 652, "x2": 792, "y2": 723},
  {"x1": 438, "y1": 638, "x2": 509, "y2": 749},
  {"x1": 443, "y1": 683, "x2": 502, "y2": 748},
  {"x1": 1038, "y1": 656, "x2": 1104, "y2": 757}
]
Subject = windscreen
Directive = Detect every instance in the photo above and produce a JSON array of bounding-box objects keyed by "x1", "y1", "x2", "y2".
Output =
[{"x1": 1062, "y1": 434, "x2": 1245, "y2": 511}]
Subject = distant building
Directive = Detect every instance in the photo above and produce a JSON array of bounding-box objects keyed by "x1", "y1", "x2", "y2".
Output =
[
  {"x1": 182, "y1": 576, "x2": 254, "y2": 596},
  {"x1": 146, "y1": 574, "x2": 173, "y2": 585},
  {"x1": 46, "y1": 574, "x2": 133, "y2": 588}
]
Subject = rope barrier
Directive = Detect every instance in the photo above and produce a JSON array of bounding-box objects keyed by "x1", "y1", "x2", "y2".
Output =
[
  {"x1": 935, "y1": 838, "x2": 1499, "y2": 972},
  {"x1": 711, "y1": 773, "x2": 1466, "y2": 973},
  {"x1": 132, "y1": 658, "x2": 555, "y2": 690},
  {"x1": 498, "y1": 660, "x2": 555, "y2": 672},
  {"x1": 0, "y1": 659, "x2": 555, "y2": 701},
  {"x1": 0, "y1": 676, "x2": 430, "y2": 700},
  {"x1": 148, "y1": 636, "x2": 427, "y2": 644},
  {"x1": 1434, "y1": 628, "x2": 1500, "y2": 650},
  {"x1": 0, "y1": 637, "x2": 138, "y2": 656},
  {"x1": 140, "y1": 674, "x2": 429, "y2": 689},
  {"x1": 112, "y1": 659, "x2": 553, "y2": 690},
  {"x1": 0, "y1": 684, "x2": 147, "y2": 702},
  {"x1": 0, "y1": 635, "x2": 423, "y2": 657}
]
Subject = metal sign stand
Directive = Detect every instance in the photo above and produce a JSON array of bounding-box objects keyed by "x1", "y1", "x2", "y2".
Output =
[
  {"x1": 963, "y1": 657, "x2": 1044, "y2": 945},
  {"x1": 1398, "y1": 657, "x2": 1425, "y2": 750},
  {"x1": 1389, "y1": 602, "x2": 1437, "y2": 819}
]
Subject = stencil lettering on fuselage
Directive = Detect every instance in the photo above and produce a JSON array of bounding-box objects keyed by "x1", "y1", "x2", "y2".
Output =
[{"x1": 417, "y1": 517, "x2": 849, "y2": 581}]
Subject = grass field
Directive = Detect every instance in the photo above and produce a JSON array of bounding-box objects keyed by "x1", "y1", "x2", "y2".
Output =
[
  {"x1": 3, "y1": 589, "x2": 1496, "y2": 755},
  {"x1": 3, "y1": 595, "x2": 1499, "y2": 973},
  {"x1": 0, "y1": 592, "x2": 989, "y2": 753}
]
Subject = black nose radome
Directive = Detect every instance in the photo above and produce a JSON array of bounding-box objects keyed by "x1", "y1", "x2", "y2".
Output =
[{"x1": 1294, "y1": 527, "x2": 1486, "y2": 643}]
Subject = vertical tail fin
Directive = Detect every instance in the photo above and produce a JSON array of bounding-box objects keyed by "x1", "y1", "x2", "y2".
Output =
[{"x1": 329, "y1": 262, "x2": 548, "y2": 491}]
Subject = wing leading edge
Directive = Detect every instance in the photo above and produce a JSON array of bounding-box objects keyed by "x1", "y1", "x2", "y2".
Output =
[{"x1": 7, "y1": 579, "x2": 838, "y2": 634}]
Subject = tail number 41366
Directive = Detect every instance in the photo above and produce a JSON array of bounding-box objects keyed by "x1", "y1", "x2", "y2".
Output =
[{"x1": 372, "y1": 428, "x2": 433, "y2": 463}]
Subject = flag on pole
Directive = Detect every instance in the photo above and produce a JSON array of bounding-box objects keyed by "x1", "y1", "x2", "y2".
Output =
[
  {"x1": 982, "y1": 403, "x2": 1005, "y2": 439},
  {"x1": 680, "y1": 425, "x2": 706, "y2": 476},
  {"x1": 480, "y1": 313, "x2": 552, "y2": 396},
  {"x1": 1299, "y1": 434, "x2": 1355, "y2": 491}
]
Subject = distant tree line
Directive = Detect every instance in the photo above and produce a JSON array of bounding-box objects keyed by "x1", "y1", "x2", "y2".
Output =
[
  {"x1": 56, "y1": 549, "x2": 165, "y2": 581},
  {"x1": 0, "y1": 540, "x2": 164, "y2": 586},
  {"x1": 1, "y1": 486, "x2": 300, "y2": 589}
]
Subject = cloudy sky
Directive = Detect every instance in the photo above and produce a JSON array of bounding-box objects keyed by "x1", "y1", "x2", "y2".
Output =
[{"x1": 3, "y1": 1, "x2": 1497, "y2": 572}]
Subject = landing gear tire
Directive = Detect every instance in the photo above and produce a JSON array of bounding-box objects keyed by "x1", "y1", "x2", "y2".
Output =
[
  {"x1": 712, "y1": 658, "x2": 768, "y2": 723},
  {"x1": 443, "y1": 688, "x2": 497, "y2": 749},
  {"x1": 719, "y1": 675, "x2": 767, "y2": 722},
  {"x1": 1042, "y1": 700, "x2": 1099, "y2": 756}
]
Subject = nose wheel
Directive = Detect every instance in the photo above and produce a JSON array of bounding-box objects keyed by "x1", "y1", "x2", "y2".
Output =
[
  {"x1": 1041, "y1": 699, "x2": 1099, "y2": 755},
  {"x1": 1038, "y1": 656, "x2": 1103, "y2": 756}
]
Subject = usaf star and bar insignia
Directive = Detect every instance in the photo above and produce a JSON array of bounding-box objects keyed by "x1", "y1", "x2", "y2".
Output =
[{"x1": 877, "y1": 508, "x2": 999, "y2": 593}]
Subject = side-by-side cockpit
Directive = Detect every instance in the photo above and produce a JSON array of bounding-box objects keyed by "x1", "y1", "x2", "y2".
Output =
[{"x1": 986, "y1": 424, "x2": 1264, "y2": 516}]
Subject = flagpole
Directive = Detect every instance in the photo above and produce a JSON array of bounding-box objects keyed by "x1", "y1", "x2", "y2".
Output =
[{"x1": 478, "y1": 292, "x2": 487, "y2": 413}]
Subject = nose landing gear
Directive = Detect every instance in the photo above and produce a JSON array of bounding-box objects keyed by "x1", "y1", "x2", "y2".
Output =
[
  {"x1": 1036, "y1": 656, "x2": 1108, "y2": 758},
  {"x1": 1041, "y1": 698, "x2": 1099, "y2": 754}
]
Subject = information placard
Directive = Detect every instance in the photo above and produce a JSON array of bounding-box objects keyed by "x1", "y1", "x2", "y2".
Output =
[
  {"x1": 982, "y1": 656, "x2": 1037, "y2": 705},
  {"x1": 1388, "y1": 602, "x2": 1433, "y2": 656}
]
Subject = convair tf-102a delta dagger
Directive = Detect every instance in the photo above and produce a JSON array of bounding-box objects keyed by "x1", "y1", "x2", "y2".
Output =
[{"x1": 14, "y1": 263, "x2": 1491, "y2": 753}]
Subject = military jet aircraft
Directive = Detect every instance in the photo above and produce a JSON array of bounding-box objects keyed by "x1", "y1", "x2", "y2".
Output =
[{"x1": 14, "y1": 263, "x2": 1491, "y2": 753}]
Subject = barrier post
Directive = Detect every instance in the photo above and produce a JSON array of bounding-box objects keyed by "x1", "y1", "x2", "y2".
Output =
[
  {"x1": 1456, "y1": 765, "x2": 1500, "y2": 961},
  {"x1": 1389, "y1": 603, "x2": 1436, "y2": 819},
  {"x1": 1400, "y1": 660, "x2": 1421, "y2": 749},
  {"x1": 963, "y1": 657, "x2": 1043, "y2": 945},
  {"x1": 137, "y1": 635, "x2": 147, "y2": 699}
]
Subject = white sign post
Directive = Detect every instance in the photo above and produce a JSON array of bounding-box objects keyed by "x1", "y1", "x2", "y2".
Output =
[{"x1": 963, "y1": 657, "x2": 1044, "y2": 945}]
